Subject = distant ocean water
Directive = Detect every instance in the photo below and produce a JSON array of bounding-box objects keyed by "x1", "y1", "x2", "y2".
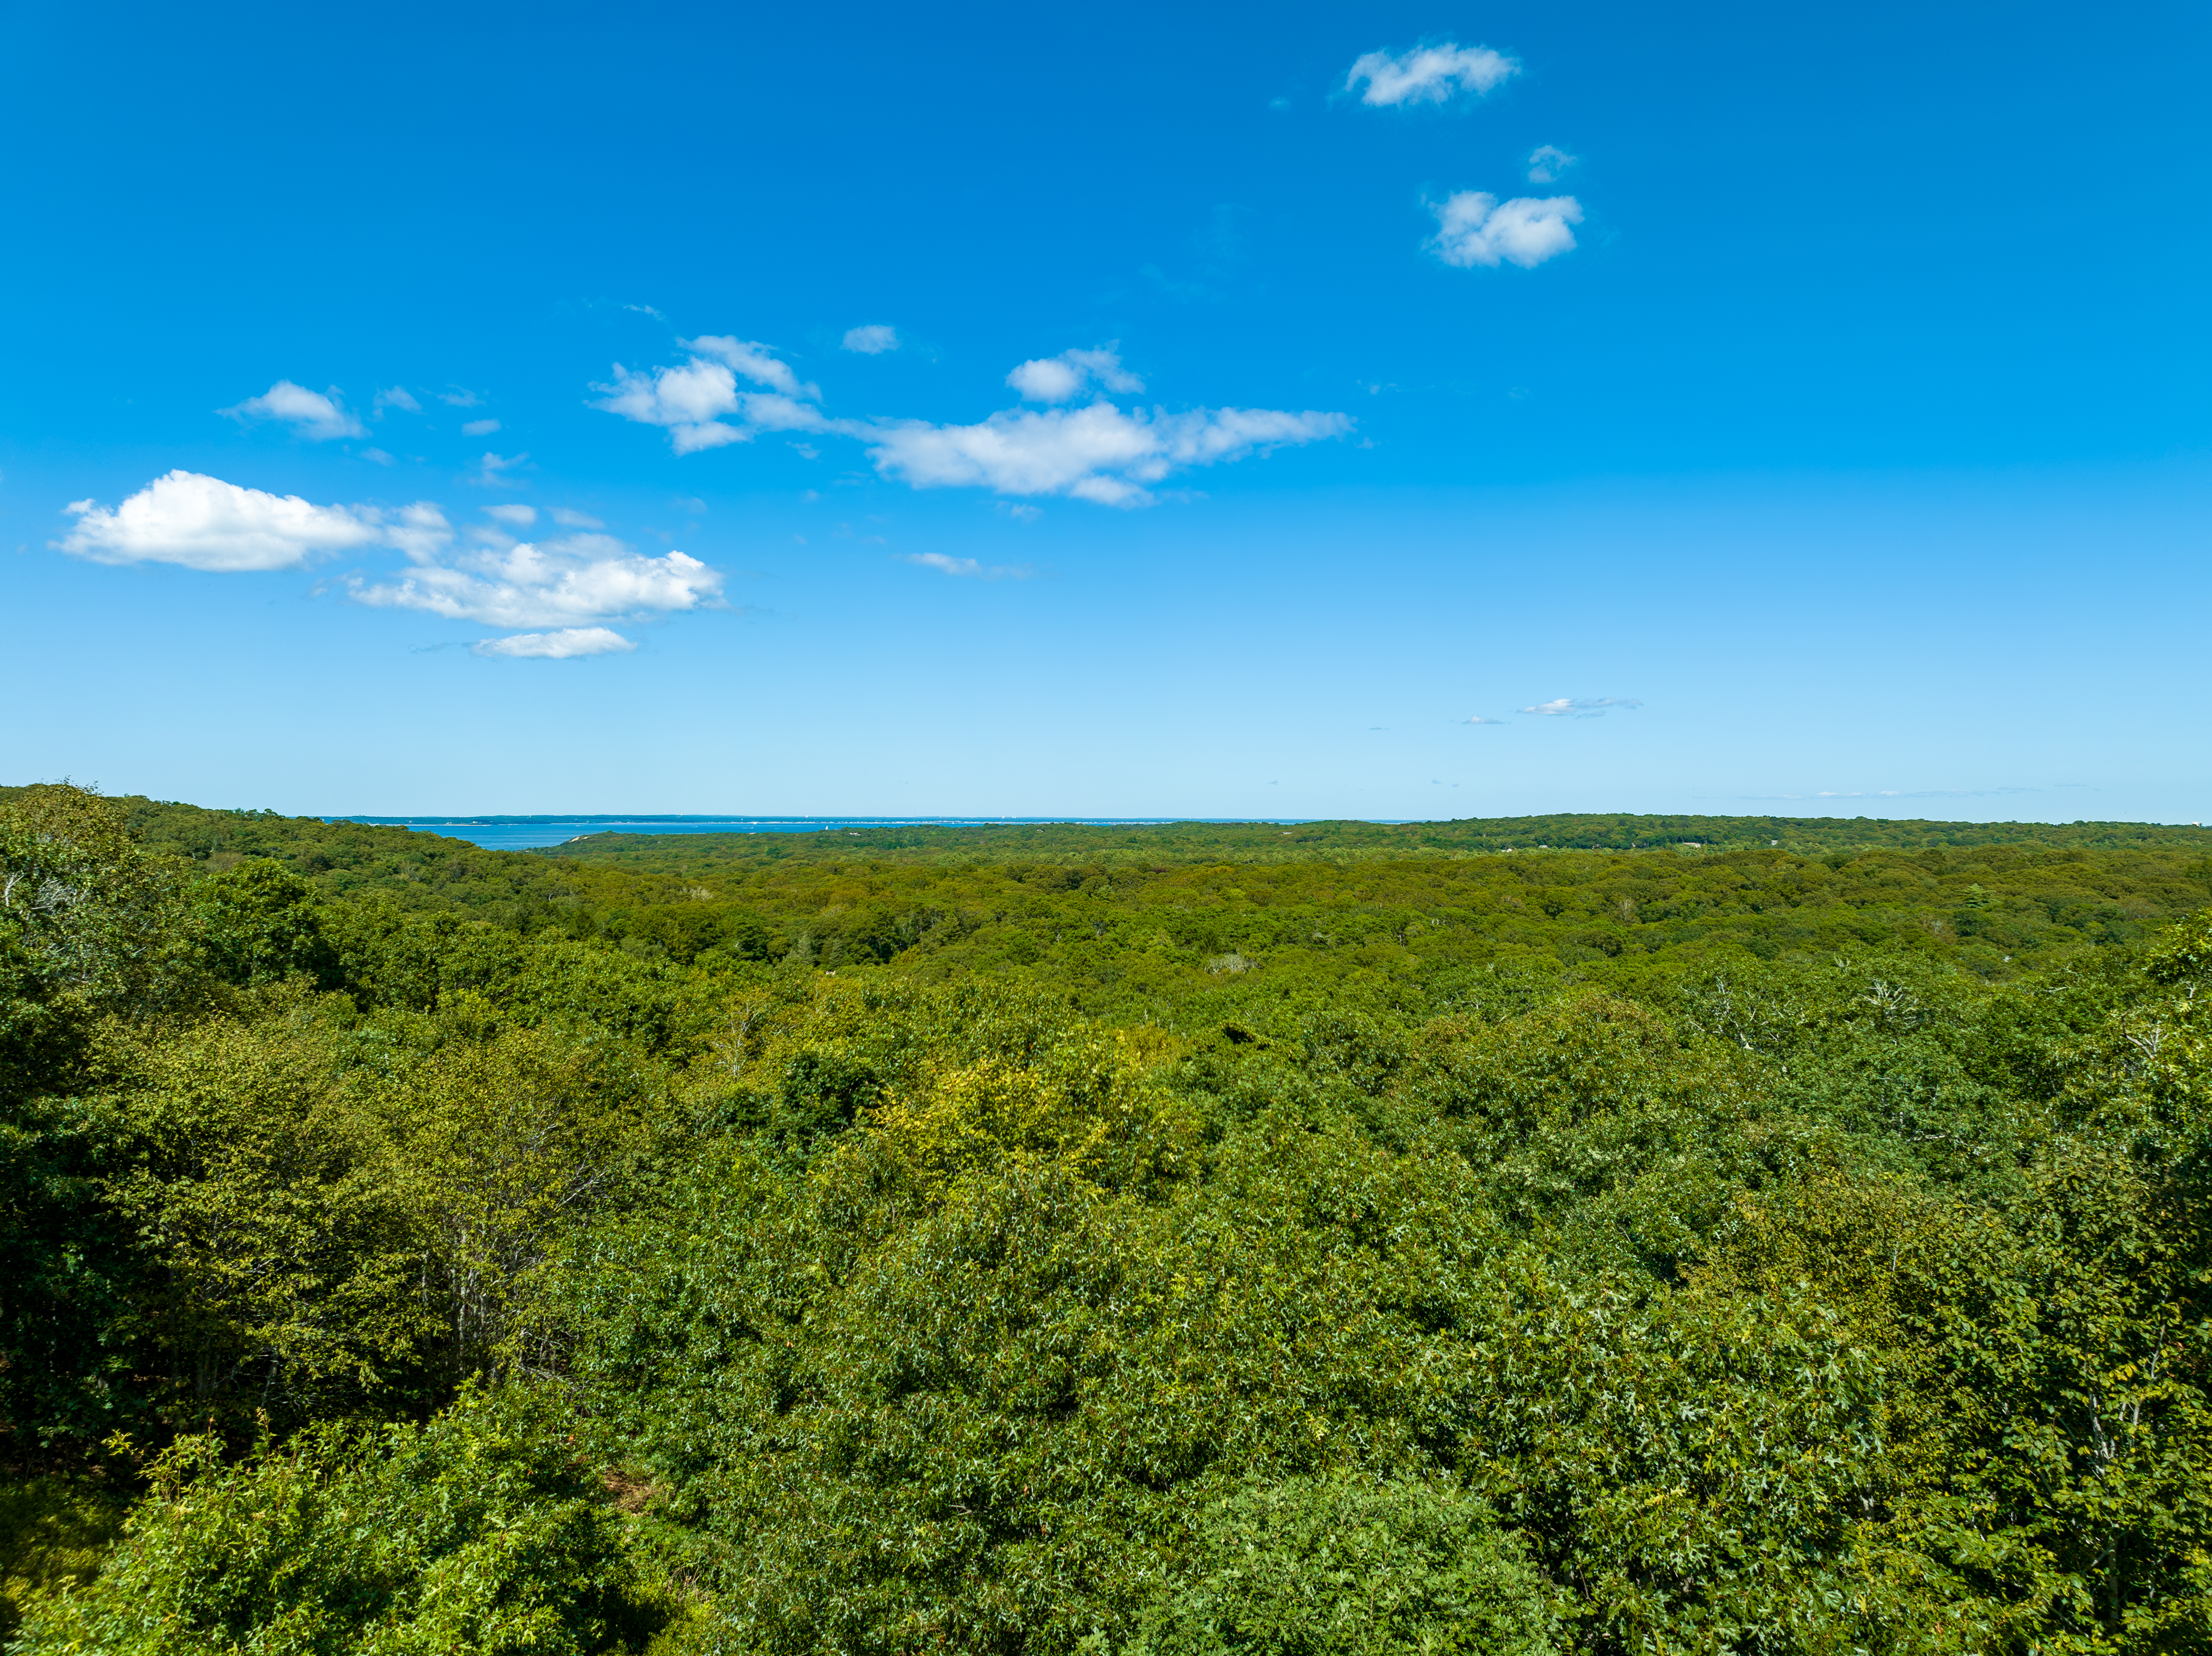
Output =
[{"x1": 329, "y1": 815, "x2": 1293, "y2": 852}]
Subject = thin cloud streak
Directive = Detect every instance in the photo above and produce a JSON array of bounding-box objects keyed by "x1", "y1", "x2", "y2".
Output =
[
  {"x1": 1519, "y1": 697, "x2": 1641, "y2": 717},
  {"x1": 1743, "y1": 785, "x2": 2083, "y2": 801},
  {"x1": 472, "y1": 627, "x2": 636, "y2": 659},
  {"x1": 900, "y1": 552, "x2": 1033, "y2": 580},
  {"x1": 864, "y1": 402, "x2": 1349, "y2": 506}
]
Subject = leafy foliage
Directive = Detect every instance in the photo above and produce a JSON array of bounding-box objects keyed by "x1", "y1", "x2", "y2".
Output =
[
  {"x1": 1123, "y1": 1472, "x2": 1557, "y2": 1656},
  {"x1": 12, "y1": 1391, "x2": 668, "y2": 1655}
]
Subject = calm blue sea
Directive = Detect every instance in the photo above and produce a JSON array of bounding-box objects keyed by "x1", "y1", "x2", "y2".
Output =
[{"x1": 329, "y1": 815, "x2": 1302, "y2": 851}]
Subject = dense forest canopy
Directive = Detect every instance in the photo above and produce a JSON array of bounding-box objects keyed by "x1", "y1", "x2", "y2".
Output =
[
  {"x1": 16, "y1": 788, "x2": 2212, "y2": 988},
  {"x1": 3, "y1": 783, "x2": 2209, "y2": 1654}
]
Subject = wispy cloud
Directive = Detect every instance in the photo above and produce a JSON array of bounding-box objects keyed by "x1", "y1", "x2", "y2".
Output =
[
  {"x1": 472, "y1": 626, "x2": 636, "y2": 659},
  {"x1": 1345, "y1": 42, "x2": 1519, "y2": 107},
  {"x1": 549, "y1": 507, "x2": 603, "y2": 529},
  {"x1": 484, "y1": 504, "x2": 536, "y2": 527},
  {"x1": 220, "y1": 381, "x2": 366, "y2": 440},
  {"x1": 592, "y1": 335, "x2": 823, "y2": 454},
  {"x1": 1526, "y1": 144, "x2": 1577, "y2": 184},
  {"x1": 59, "y1": 471, "x2": 386, "y2": 570},
  {"x1": 1429, "y1": 193, "x2": 1583, "y2": 268},
  {"x1": 1463, "y1": 713, "x2": 1505, "y2": 725},
  {"x1": 593, "y1": 334, "x2": 1351, "y2": 505},
  {"x1": 437, "y1": 389, "x2": 483, "y2": 408},
  {"x1": 842, "y1": 324, "x2": 900, "y2": 354},
  {"x1": 1520, "y1": 697, "x2": 1641, "y2": 717},
  {"x1": 373, "y1": 387, "x2": 422, "y2": 416},
  {"x1": 1744, "y1": 786, "x2": 2069, "y2": 801},
  {"x1": 1753, "y1": 790, "x2": 1908, "y2": 800},
  {"x1": 1007, "y1": 346, "x2": 1144, "y2": 404},
  {"x1": 472, "y1": 451, "x2": 529, "y2": 487},
  {"x1": 900, "y1": 552, "x2": 1033, "y2": 579},
  {"x1": 684, "y1": 336, "x2": 813, "y2": 398},
  {"x1": 462, "y1": 417, "x2": 501, "y2": 436}
]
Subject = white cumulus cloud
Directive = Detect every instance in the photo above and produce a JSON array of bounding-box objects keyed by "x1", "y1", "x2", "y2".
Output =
[
  {"x1": 374, "y1": 387, "x2": 422, "y2": 415},
  {"x1": 57, "y1": 473, "x2": 725, "y2": 656},
  {"x1": 1428, "y1": 192, "x2": 1583, "y2": 268},
  {"x1": 472, "y1": 627, "x2": 636, "y2": 659},
  {"x1": 349, "y1": 524, "x2": 723, "y2": 628},
  {"x1": 592, "y1": 335, "x2": 822, "y2": 453},
  {"x1": 865, "y1": 401, "x2": 1349, "y2": 506},
  {"x1": 843, "y1": 324, "x2": 900, "y2": 354},
  {"x1": 1006, "y1": 346, "x2": 1145, "y2": 404},
  {"x1": 1345, "y1": 42, "x2": 1518, "y2": 106},
  {"x1": 59, "y1": 470, "x2": 386, "y2": 570},
  {"x1": 220, "y1": 381, "x2": 366, "y2": 440}
]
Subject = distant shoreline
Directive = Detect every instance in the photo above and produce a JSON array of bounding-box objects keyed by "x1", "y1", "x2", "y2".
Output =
[
  {"x1": 325, "y1": 815, "x2": 1338, "y2": 851},
  {"x1": 313, "y1": 811, "x2": 2212, "y2": 855}
]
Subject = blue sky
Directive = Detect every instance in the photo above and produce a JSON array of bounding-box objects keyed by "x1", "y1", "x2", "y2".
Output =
[{"x1": 3, "y1": 0, "x2": 2207, "y2": 820}]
